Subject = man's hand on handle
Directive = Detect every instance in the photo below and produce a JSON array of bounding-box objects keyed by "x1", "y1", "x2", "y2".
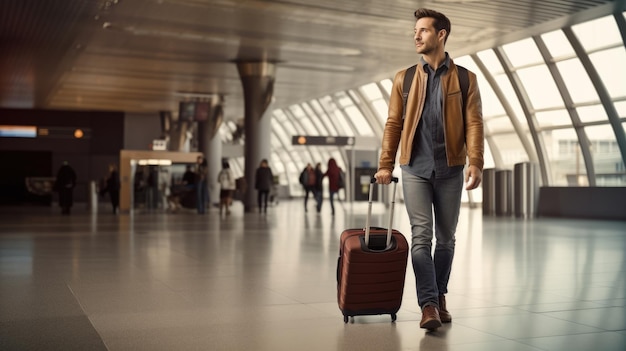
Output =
[{"x1": 374, "y1": 169, "x2": 393, "y2": 184}]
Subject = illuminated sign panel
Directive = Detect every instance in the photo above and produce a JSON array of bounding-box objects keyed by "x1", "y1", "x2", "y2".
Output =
[
  {"x1": 38, "y1": 127, "x2": 91, "y2": 139},
  {"x1": 291, "y1": 135, "x2": 355, "y2": 146},
  {"x1": 0, "y1": 125, "x2": 92, "y2": 139},
  {"x1": 152, "y1": 139, "x2": 167, "y2": 151},
  {"x1": 0, "y1": 125, "x2": 37, "y2": 138}
]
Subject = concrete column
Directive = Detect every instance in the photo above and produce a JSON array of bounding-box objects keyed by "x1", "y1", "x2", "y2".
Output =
[
  {"x1": 514, "y1": 162, "x2": 539, "y2": 218},
  {"x1": 236, "y1": 61, "x2": 276, "y2": 212},
  {"x1": 482, "y1": 168, "x2": 497, "y2": 216},
  {"x1": 196, "y1": 95, "x2": 224, "y2": 207},
  {"x1": 495, "y1": 170, "x2": 513, "y2": 217}
]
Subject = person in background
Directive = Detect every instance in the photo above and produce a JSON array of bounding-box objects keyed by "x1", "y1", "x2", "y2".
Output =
[
  {"x1": 54, "y1": 161, "x2": 77, "y2": 215},
  {"x1": 254, "y1": 159, "x2": 274, "y2": 213},
  {"x1": 182, "y1": 165, "x2": 196, "y2": 189},
  {"x1": 299, "y1": 163, "x2": 316, "y2": 212},
  {"x1": 217, "y1": 159, "x2": 236, "y2": 215},
  {"x1": 159, "y1": 166, "x2": 171, "y2": 212},
  {"x1": 374, "y1": 8, "x2": 484, "y2": 330},
  {"x1": 196, "y1": 155, "x2": 209, "y2": 214},
  {"x1": 324, "y1": 158, "x2": 342, "y2": 216},
  {"x1": 146, "y1": 165, "x2": 159, "y2": 210},
  {"x1": 133, "y1": 166, "x2": 147, "y2": 208},
  {"x1": 100, "y1": 163, "x2": 120, "y2": 214},
  {"x1": 314, "y1": 162, "x2": 324, "y2": 213}
]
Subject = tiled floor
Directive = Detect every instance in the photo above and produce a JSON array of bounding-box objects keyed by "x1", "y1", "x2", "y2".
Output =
[{"x1": 1, "y1": 200, "x2": 625, "y2": 351}]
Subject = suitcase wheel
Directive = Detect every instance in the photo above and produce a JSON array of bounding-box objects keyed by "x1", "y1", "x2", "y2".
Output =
[
  {"x1": 343, "y1": 315, "x2": 349, "y2": 323},
  {"x1": 391, "y1": 313, "x2": 397, "y2": 322}
]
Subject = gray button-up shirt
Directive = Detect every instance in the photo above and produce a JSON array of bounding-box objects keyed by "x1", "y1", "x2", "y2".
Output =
[{"x1": 402, "y1": 53, "x2": 464, "y2": 179}]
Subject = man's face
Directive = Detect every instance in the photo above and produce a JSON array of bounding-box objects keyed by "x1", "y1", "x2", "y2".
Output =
[{"x1": 413, "y1": 17, "x2": 443, "y2": 55}]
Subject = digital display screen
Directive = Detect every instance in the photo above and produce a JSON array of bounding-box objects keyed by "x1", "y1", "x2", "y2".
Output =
[
  {"x1": 179, "y1": 102, "x2": 196, "y2": 121},
  {"x1": 0, "y1": 125, "x2": 37, "y2": 138},
  {"x1": 194, "y1": 102, "x2": 210, "y2": 121}
]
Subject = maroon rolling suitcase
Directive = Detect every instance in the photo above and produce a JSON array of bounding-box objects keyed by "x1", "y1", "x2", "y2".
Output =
[{"x1": 337, "y1": 177, "x2": 409, "y2": 323}]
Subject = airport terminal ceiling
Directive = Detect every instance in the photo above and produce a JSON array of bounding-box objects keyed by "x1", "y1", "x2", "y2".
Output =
[{"x1": 0, "y1": 0, "x2": 622, "y2": 117}]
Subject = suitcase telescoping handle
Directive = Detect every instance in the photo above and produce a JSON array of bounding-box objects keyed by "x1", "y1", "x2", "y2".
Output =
[{"x1": 365, "y1": 176, "x2": 399, "y2": 248}]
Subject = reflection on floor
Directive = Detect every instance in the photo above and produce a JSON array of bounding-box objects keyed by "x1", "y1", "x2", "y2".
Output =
[{"x1": 1, "y1": 200, "x2": 625, "y2": 351}]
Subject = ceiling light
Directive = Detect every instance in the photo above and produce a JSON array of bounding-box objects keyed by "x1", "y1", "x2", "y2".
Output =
[
  {"x1": 102, "y1": 22, "x2": 360, "y2": 56},
  {"x1": 282, "y1": 61, "x2": 354, "y2": 72},
  {"x1": 173, "y1": 91, "x2": 223, "y2": 101}
]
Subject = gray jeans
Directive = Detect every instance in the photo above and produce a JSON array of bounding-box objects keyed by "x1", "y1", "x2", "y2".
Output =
[{"x1": 402, "y1": 169, "x2": 463, "y2": 309}]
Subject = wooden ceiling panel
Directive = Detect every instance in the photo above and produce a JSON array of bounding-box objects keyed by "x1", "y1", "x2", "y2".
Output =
[{"x1": 0, "y1": 0, "x2": 621, "y2": 119}]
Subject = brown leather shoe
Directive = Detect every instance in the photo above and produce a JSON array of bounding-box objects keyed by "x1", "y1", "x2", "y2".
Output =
[
  {"x1": 420, "y1": 305, "x2": 442, "y2": 330},
  {"x1": 438, "y1": 295, "x2": 452, "y2": 323}
]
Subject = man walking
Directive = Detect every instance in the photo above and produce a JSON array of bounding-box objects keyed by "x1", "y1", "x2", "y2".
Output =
[{"x1": 374, "y1": 8, "x2": 484, "y2": 330}]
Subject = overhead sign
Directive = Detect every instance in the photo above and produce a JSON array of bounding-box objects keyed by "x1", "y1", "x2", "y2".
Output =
[{"x1": 292, "y1": 135, "x2": 355, "y2": 146}]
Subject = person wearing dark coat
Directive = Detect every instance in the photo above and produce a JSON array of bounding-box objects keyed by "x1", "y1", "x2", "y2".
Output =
[
  {"x1": 195, "y1": 156, "x2": 209, "y2": 214},
  {"x1": 254, "y1": 159, "x2": 274, "y2": 213},
  {"x1": 314, "y1": 162, "x2": 324, "y2": 213},
  {"x1": 182, "y1": 165, "x2": 196, "y2": 188},
  {"x1": 299, "y1": 163, "x2": 316, "y2": 212},
  {"x1": 100, "y1": 163, "x2": 121, "y2": 214},
  {"x1": 54, "y1": 161, "x2": 77, "y2": 215},
  {"x1": 324, "y1": 158, "x2": 342, "y2": 216},
  {"x1": 146, "y1": 165, "x2": 160, "y2": 210}
]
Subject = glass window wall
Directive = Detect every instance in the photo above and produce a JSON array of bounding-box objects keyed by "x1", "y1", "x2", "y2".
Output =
[{"x1": 221, "y1": 12, "x2": 626, "y2": 201}]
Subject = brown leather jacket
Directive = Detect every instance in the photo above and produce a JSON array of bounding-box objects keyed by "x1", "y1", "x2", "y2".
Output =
[{"x1": 379, "y1": 60, "x2": 484, "y2": 173}]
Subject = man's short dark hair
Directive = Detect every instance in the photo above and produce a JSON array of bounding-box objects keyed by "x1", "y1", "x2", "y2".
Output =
[{"x1": 414, "y1": 8, "x2": 451, "y2": 43}]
